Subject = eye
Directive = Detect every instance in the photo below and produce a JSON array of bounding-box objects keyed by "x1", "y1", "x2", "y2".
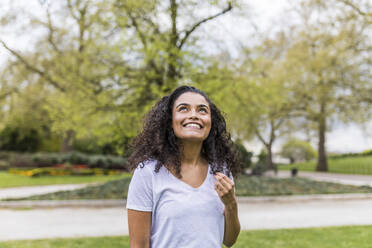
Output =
[
  {"x1": 179, "y1": 106, "x2": 188, "y2": 111},
  {"x1": 199, "y1": 108, "x2": 208, "y2": 113}
]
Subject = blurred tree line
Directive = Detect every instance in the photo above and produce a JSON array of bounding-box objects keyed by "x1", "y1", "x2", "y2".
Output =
[{"x1": 0, "y1": 0, "x2": 371, "y2": 172}]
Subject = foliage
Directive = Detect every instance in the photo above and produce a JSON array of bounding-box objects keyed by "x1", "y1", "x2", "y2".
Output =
[
  {"x1": 0, "y1": 0, "x2": 236, "y2": 154},
  {"x1": 31, "y1": 152, "x2": 128, "y2": 169},
  {"x1": 0, "y1": 151, "x2": 128, "y2": 169},
  {"x1": 284, "y1": 0, "x2": 372, "y2": 171},
  {"x1": 8, "y1": 167, "x2": 122, "y2": 177},
  {"x1": 280, "y1": 139, "x2": 317, "y2": 163},
  {"x1": 0, "y1": 153, "x2": 37, "y2": 168},
  {"x1": 0, "y1": 126, "x2": 42, "y2": 152},
  {"x1": 251, "y1": 149, "x2": 269, "y2": 176},
  {"x1": 10, "y1": 174, "x2": 371, "y2": 201},
  {"x1": 234, "y1": 140, "x2": 253, "y2": 170},
  {"x1": 0, "y1": 160, "x2": 10, "y2": 171},
  {"x1": 361, "y1": 149, "x2": 372, "y2": 156}
]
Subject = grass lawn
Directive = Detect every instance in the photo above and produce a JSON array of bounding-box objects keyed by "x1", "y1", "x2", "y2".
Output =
[
  {"x1": 0, "y1": 171, "x2": 131, "y2": 189},
  {"x1": 8, "y1": 174, "x2": 372, "y2": 201},
  {"x1": 279, "y1": 155, "x2": 372, "y2": 175},
  {"x1": 1, "y1": 225, "x2": 372, "y2": 248}
]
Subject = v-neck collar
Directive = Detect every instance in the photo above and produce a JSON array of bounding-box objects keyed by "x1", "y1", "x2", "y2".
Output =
[{"x1": 166, "y1": 164, "x2": 210, "y2": 191}]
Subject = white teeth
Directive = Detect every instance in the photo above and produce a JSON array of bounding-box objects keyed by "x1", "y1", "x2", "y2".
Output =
[{"x1": 185, "y1": 123, "x2": 201, "y2": 129}]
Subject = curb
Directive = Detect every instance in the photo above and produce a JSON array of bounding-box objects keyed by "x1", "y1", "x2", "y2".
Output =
[
  {"x1": 0, "y1": 200, "x2": 126, "y2": 209},
  {"x1": 237, "y1": 193, "x2": 372, "y2": 203},
  {"x1": 2, "y1": 193, "x2": 372, "y2": 209}
]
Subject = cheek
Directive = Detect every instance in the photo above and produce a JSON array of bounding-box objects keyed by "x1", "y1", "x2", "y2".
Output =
[
  {"x1": 172, "y1": 113, "x2": 182, "y2": 131},
  {"x1": 204, "y1": 117, "x2": 212, "y2": 132}
]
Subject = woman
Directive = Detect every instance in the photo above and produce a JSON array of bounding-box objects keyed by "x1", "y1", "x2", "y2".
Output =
[{"x1": 126, "y1": 86, "x2": 241, "y2": 247}]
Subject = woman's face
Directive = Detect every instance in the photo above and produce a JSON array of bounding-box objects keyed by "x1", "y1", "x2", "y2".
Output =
[{"x1": 172, "y1": 92, "x2": 212, "y2": 143}]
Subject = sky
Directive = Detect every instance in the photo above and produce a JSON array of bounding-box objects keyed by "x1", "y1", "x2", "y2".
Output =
[{"x1": 1, "y1": 0, "x2": 371, "y2": 155}]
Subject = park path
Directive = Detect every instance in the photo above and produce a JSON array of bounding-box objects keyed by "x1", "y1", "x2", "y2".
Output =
[
  {"x1": 1, "y1": 198, "x2": 372, "y2": 241},
  {"x1": 277, "y1": 170, "x2": 372, "y2": 187},
  {"x1": 0, "y1": 184, "x2": 93, "y2": 200},
  {"x1": 1, "y1": 171, "x2": 372, "y2": 241}
]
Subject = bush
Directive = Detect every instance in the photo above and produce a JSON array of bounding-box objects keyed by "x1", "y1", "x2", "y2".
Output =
[
  {"x1": 361, "y1": 149, "x2": 372, "y2": 156},
  {"x1": 0, "y1": 152, "x2": 36, "y2": 168},
  {"x1": 10, "y1": 153, "x2": 37, "y2": 168},
  {"x1": 281, "y1": 139, "x2": 317, "y2": 163},
  {"x1": 251, "y1": 150, "x2": 269, "y2": 176},
  {"x1": 235, "y1": 140, "x2": 253, "y2": 171},
  {"x1": 328, "y1": 150, "x2": 372, "y2": 159},
  {"x1": 0, "y1": 160, "x2": 10, "y2": 171},
  {"x1": 0, "y1": 151, "x2": 128, "y2": 170},
  {"x1": 0, "y1": 126, "x2": 42, "y2": 152}
]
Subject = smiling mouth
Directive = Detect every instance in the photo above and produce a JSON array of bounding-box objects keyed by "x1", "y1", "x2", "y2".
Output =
[{"x1": 183, "y1": 123, "x2": 203, "y2": 129}]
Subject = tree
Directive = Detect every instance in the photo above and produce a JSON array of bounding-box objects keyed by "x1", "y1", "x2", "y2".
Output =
[
  {"x1": 281, "y1": 138, "x2": 317, "y2": 164},
  {"x1": 0, "y1": 0, "x2": 235, "y2": 154},
  {"x1": 193, "y1": 33, "x2": 303, "y2": 173},
  {"x1": 228, "y1": 35, "x2": 301, "y2": 173},
  {"x1": 285, "y1": 1, "x2": 371, "y2": 171},
  {"x1": 310, "y1": 0, "x2": 372, "y2": 24}
]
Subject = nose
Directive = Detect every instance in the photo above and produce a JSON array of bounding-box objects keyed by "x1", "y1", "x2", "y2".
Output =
[{"x1": 189, "y1": 108, "x2": 199, "y2": 119}]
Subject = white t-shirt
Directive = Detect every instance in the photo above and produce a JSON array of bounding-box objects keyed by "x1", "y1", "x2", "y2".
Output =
[{"x1": 126, "y1": 159, "x2": 228, "y2": 248}]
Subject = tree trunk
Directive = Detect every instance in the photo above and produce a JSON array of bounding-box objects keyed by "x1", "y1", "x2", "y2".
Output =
[
  {"x1": 265, "y1": 144, "x2": 277, "y2": 174},
  {"x1": 166, "y1": 0, "x2": 179, "y2": 92},
  {"x1": 316, "y1": 103, "x2": 328, "y2": 171},
  {"x1": 60, "y1": 129, "x2": 75, "y2": 153}
]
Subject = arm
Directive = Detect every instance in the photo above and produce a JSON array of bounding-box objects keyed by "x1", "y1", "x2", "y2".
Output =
[
  {"x1": 214, "y1": 172, "x2": 241, "y2": 247},
  {"x1": 128, "y1": 209, "x2": 152, "y2": 248}
]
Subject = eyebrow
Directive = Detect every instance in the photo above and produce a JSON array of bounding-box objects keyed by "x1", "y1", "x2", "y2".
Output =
[{"x1": 176, "y1": 103, "x2": 209, "y2": 109}]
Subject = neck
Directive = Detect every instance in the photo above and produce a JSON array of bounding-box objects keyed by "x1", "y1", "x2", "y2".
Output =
[{"x1": 180, "y1": 140, "x2": 203, "y2": 167}]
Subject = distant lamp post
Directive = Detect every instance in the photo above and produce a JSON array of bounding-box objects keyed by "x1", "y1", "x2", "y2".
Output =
[{"x1": 291, "y1": 167, "x2": 298, "y2": 177}]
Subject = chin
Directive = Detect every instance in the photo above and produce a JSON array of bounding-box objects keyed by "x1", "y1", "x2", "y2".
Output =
[{"x1": 183, "y1": 136, "x2": 207, "y2": 142}]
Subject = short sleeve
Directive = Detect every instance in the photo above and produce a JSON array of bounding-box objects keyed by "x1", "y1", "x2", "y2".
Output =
[{"x1": 126, "y1": 165, "x2": 153, "y2": 212}]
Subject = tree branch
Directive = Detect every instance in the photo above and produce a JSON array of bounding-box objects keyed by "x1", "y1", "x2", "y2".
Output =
[
  {"x1": 254, "y1": 128, "x2": 268, "y2": 147},
  {"x1": 126, "y1": 10, "x2": 148, "y2": 49},
  {"x1": 0, "y1": 88, "x2": 18, "y2": 100},
  {"x1": 0, "y1": 40, "x2": 65, "y2": 92},
  {"x1": 45, "y1": 6, "x2": 62, "y2": 54},
  {"x1": 338, "y1": 0, "x2": 369, "y2": 17},
  {"x1": 178, "y1": 2, "x2": 232, "y2": 49}
]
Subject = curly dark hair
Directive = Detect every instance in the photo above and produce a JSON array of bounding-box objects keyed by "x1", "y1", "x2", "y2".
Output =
[{"x1": 128, "y1": 85, "x2": 241, "y2": 178}]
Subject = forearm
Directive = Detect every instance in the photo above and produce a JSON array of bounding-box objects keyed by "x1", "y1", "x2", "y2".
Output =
[
  {"x1": 129, "y1": 241, "x2": 150, "y2": 248},
  {"x1": 223, "y1": 202, "x2": 240, "y2": 247}
]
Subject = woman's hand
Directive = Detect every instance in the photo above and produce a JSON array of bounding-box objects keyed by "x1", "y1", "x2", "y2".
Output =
[
  {"x1": 214, "y1": 172, "x2": 241, "y2": 247},
  {"x1": 214, "y1": 172, "x2": 237, "y2": 207}
]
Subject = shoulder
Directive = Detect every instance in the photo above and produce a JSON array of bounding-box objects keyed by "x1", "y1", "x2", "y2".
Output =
[{"x1": 133, "y1": 159, "x2": 158, "y2": 176}]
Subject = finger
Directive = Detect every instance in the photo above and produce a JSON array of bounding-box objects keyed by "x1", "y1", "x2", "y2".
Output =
[
  {"x1": 214, "y1": 184, "x2": 224, "y2": 197},
  {"x1": 217, "y1": 172, "x2": 234, "y2": 187},
  {"x1": 215, "y1": 174, "x2": 234, "y2": 190},
  {"x1": 215, "y1": 181, "x2": 228, "y2": 194},
  {"x1": 216, "y1": 172, "x2": 234, "y2": 186}
]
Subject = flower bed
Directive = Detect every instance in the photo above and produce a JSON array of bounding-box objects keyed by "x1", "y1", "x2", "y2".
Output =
[{"x1": 8, "y1": 164, "x2": 122, "y2": 177}]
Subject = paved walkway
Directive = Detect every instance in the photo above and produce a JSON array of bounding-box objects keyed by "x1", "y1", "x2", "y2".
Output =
[
  {"x1": 1, "y1": 198, "x2": 372, "y2": 241},
  {"x1": 0, "y1": 172, "x2": 371, "y2": 241},
  {"x1": 277, "y1": 170, "x2": 372, "y2": 187},
  {"x1": 0, "y1": 184, "x2": 97, "y2": 200}
]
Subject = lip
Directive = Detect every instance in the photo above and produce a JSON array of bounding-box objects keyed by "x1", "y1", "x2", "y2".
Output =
[{"x1": 182, "y1": 122, "x2": 203, "y2": 129}]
